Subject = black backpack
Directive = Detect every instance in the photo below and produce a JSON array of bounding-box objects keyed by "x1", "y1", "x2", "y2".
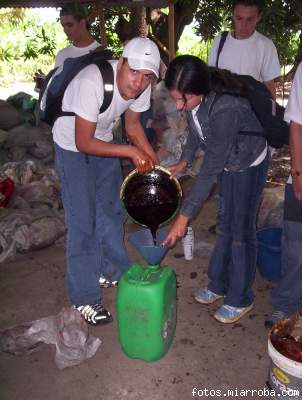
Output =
[
  {"x1": 39, "y1": 48, "x2": 114, "y2": 127},
  {"x1": 215, "y1": 31, "x2": 289, "y2": 149}
]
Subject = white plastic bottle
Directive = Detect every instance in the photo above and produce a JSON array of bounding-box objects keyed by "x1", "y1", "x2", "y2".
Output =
[{"x1": 182, "y1": 226, "x2": 194, "y2": 260}]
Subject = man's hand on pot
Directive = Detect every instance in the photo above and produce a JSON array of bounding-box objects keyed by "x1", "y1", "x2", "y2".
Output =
[{"x1": 132, "y1": 148, "x2": 155, "y2": 173}]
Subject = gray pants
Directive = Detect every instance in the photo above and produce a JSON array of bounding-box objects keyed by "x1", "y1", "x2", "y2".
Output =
[{"x1": 271, "y1": 183, "x2": 302, "y2": 315}]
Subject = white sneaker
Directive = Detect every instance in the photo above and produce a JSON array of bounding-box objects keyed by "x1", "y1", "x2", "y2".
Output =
[
  {"x1": 99, "y1": 276, "x2": 118, "y2": 288},
  {"x1": 75, "y1": 304, "x2": 113, "y2": 325},
  {"x1": 214, "y1": 304, "x2": 254, "y2": 324}
]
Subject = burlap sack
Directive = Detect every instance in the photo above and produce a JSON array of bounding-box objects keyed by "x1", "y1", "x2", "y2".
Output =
[{"x1": 0, "y1": 100, "x2": 23, "y2": 130}]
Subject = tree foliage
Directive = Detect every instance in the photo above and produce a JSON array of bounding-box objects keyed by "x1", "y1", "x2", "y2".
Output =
[{"x1": 0, "y1": 9, "x2": 66, "y2": 85}]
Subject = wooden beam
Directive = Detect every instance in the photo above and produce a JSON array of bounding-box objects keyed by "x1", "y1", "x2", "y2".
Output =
[
  {"x1": 168, "y1": 1, "x2": 174, "y2": 62},
  {"x1": 96, "y1": 5, "x2": 107, "y2": 48}
]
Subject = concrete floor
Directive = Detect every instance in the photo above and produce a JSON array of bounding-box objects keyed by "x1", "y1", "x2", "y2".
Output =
[{"x1": 0, "y1": 196, "x2": 276, "y2": 400}]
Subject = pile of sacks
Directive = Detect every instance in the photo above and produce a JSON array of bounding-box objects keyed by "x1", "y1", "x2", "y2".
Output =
[
  {"x1": 0, "y1": 93, "x2": 66, "y2": 263},
  {"x1": 0, "y1": 95, "x2": 54, "y2": 166},
  {"x1": 0, "y1": 158, "x2": 66, "y2": 262},
  {"x1": 0, "y1": 160, "x2": 66, "y2": 263}
]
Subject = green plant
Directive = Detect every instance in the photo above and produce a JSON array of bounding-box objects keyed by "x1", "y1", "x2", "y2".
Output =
[{"x1": 0, "y1": 9, "x2": 66, "y2": 85}]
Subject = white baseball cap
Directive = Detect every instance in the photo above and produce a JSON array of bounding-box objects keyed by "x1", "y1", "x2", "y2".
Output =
[{"x1": 122, "y1": 37, "x2": 160, "y2": 78}]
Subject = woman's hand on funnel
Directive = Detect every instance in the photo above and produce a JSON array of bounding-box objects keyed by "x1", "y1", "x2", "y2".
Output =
[
  {"x1": 167, "y1": 160, "x2": 187, "y2": 178},
  {"x1": 131, "y1": 147, "x2": 155, "y2": 174},
  {"x1": 161, "y1": 214, "x2": 189, "y2": 247}
]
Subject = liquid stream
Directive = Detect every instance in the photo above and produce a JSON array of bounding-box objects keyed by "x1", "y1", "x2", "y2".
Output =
[{"x1": 127, "y1": 202, "x2": 177, "y2": 246}]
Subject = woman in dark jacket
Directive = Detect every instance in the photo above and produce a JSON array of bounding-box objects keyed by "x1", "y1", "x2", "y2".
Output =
[{"x1": 162, "y1": 55, "x2": 269, "y2": 324}]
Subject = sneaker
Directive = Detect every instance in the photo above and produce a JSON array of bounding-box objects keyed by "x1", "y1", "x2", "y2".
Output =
[
  {"x1": 265, "y1": 310, "x2": 289, "y2": 329},
  {"x1": 214, "y1": 303, "x2": 254, "y2": 323},
  {"x1": 99, "y1": 276, "x2": 118, "y2": 288},
  {"x1": 75, "y1": 304, "x2": 113, "y2": 326},
  {"x1": 194, "y1": 287, "x2": 224, "y2": 304}
]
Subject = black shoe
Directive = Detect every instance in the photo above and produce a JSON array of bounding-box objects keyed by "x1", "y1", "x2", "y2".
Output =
[
  {"x1": 264, "y1": 310, "x2": 289, "y2": 329},
  {"x1": 75, "y1": 304, "x2": 113, "y2": 326}
]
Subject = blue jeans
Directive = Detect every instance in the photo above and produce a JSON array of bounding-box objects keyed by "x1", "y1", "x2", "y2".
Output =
[
  {"x1": 271, "y1": 184, "x2": 302, "y2": 315},
  {"x1": 207, "y1": 154, "x2": 269, "y2": 307},
  {"x1": 55, "y1": 144, "x2": 130, "y2": 306}
]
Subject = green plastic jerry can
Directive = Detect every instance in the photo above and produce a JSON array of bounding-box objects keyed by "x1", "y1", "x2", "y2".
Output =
[{"x1": 116, "y1": 263, "x2": 177, "y2": 362}]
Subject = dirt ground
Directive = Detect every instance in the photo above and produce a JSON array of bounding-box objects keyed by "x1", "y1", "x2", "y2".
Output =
[{"x1": 0, "y1": 189, "x2": 280, "y2": 400}]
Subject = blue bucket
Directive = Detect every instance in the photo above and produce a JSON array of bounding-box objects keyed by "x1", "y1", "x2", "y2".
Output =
[{"x1": 256, "y1": 227, "x2": 282, "y2": 282}]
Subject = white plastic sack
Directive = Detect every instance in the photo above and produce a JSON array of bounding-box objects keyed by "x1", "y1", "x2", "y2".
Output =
[{"x1": 0, "y1": 306, "x2": 102, "y2": 369}]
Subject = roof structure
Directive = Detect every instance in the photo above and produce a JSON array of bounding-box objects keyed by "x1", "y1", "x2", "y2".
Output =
[{"x1": 0, "y1": 0, "x2": 170, "y2": 8}]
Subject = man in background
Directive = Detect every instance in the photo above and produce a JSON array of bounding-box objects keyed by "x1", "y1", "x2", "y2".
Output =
[
  {"x1": 265, "y1": 63, "x2": 302, "y2": 328},
  {"x1": 208, "y1": 0, "x2": 280, "y2": 99},
  {"x1": 54, "y1": 2, "x2": 99, "y2": 68}
]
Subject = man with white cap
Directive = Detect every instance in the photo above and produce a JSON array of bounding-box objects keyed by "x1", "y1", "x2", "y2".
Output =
[{"x1": 53, "y1": 37, "x2": 160, "y2": 325}]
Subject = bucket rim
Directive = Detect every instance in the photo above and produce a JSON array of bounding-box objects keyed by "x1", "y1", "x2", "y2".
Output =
[
  {"x1": 120, "y1": 165, "x2": 183, "y2": 199},
  {"x1": 268, "y1": 336, "x2": 302, "y2": 378}
]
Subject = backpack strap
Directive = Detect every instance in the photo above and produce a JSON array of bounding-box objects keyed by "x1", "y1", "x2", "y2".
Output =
[
  {"x1": 98, "y1": 60, "x2": 114, "y2": 114},
  {"x1": 62, "y1": 60, "x2": 114, "y2": 118},
  {"x1": 38, "y1": 67, "x2": 58, "y2": 105},
  {"x1": 216, "y1": 31, "x2": 228, "y2": 68}
]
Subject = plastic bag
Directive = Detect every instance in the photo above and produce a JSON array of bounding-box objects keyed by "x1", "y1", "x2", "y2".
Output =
[{"x1": 0, "y1": 306, "x2": 101, "y2": 369}]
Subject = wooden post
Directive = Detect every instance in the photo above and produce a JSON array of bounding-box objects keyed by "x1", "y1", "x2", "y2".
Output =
[
  {"x1": 168, "y1": 1, "x2": 175, "y2": 62},
  {"x1": 97, "y1": 6, "x2": 107, "y2": 48}
]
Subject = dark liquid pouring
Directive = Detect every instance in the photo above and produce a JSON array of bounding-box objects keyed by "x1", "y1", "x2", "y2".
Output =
[
  {"x1": 127, "y1": 202, "x2": 177, "y2": 245},
  {"x1": 122, "y1": 168, "x2": 181, "y2": 247}
]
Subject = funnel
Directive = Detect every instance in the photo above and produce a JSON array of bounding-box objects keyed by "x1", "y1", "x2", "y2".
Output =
[{"x1": 128, "y1": 228, "x2": 169, "y2": 265}]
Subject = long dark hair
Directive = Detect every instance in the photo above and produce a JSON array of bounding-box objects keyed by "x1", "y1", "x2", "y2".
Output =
[{"x1": 164, "y1": 55, "x2": 247, "y2": 98}]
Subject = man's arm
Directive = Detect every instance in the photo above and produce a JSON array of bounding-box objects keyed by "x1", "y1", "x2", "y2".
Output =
[
  {"x1": 74, "y1": 115, "x2": 154, "y2": 173},
  {"x1": 124, "y1": 109, "x2": 159, "y2": 165},
  {"x1": 290, "y1": 121, "x2": 302, "y2": 202},
  {"x1": 263, "y1": 79, "x2": 276, "y2": 100}
]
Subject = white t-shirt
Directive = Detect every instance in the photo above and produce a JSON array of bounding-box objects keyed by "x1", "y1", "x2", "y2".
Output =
[
  {"x1": 54, "y1": 40, "x2": 100, "y2": 69},
  {"x1": 191, "y1": 104, "x2": 204, "y2": 140},
  {"x1": 208, "y1": 31, "x2": 280, "y2": 82},
  {"x1": 53, "y1": 60, "x2": 151, "y2": 152},
  {"x1": 284, "y1": 62, "x2": 302, "y2": 184}
]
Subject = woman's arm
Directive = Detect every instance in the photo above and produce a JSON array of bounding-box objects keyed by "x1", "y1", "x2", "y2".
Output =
[{"x1": 181, "y1": 104, "x2": 240, "y2": 218}]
